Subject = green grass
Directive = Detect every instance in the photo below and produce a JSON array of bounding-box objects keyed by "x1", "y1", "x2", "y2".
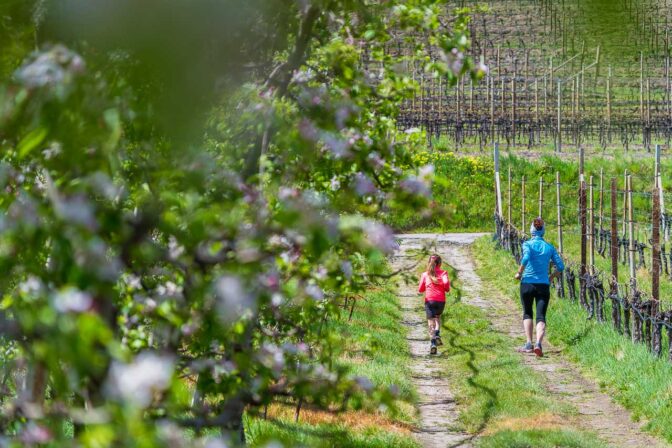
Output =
[
  {"x1": 472, "y1": 236, "x2": 672, "y2": 444},
  {"x1": 478, "y1": 429, "x2": 610, "y2": 448},
  {"x1": 418, "y1": 264, "x2": 606, "y2": 447},
  {"x1": 246, "y1": 418, "x2": 419, "y2": 448},
  {"x1": 244, "y1": 284, "x2": 421, "y2": 447}
]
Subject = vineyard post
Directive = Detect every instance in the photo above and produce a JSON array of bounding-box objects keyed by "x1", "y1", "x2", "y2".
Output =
[
  {"x1": 607, "y1": 66, "x2": 612, "y2": 138},
  {"x1": 652, "y1": 174, "x2": 662, "y2": 357},
  {"x1": 470, "y1": 79, "x2": 474, "y2": 113},
  {"x1": 640, "y1": 52, "x2": 644, "y2": 123},
  {"x1": 556, "y1": 171, "x2": 565, "y2": 298},
  {"x1": 556, "y1": 80, "x2": 562, "y2": 153},
  {"x1": 627, "y1": 173, "x2": 637, "y2": 341},
  {"x1": 538, "y1": 177, "x2": 544, "y2": 218},
  {"x1": 599, "y1": 168, "x2": 604, "y2": 234},
  {"x1": 667, "y1": 56, "x2": 671, "y2": 127},
  {"x1": 511, "y1": 72, "x2": 517, "y2": 148},
  {"x1": 656, "y1": 144, "x2": 668, "y2": 242},
  {"x1": 580, "y1": 177, "x2": 588, "y2": 309},
  {"x1": 500, "y1": 78, "x2": 506, "y2": 140},
  {"x1": 579, "y1": 145, "x2": 585, "y2": 182},
  {"x1": 589, "y1": 175, "x2": 595, "y2": 272},
  {"x1": 438, "y1": 77, "x2": 443, "y2": 121},
  {"x1": 534, "y1": 77, "x2": 540, "y2": 127},
  {"x1": 525, "y1": 50, "x2": 529, "y2": 81},
  {"x1": 494, "y1": 143, "x2": 503, "y2": 220},
  {"x1": 490, "y1": 76, "x2": 495, "y2": 142},
  {"x1": 628, "y1": 175, "x2": 636, "y2": 285},
  {"x1": 623, "y1": 169, "x2": 629, "y2": 239},
  {"x1": 508, "y1": 166, "x2": 512, "y2": 249},
  {"x1": 610, "y1": 178, "x2": 620, "y2": 333},
  {"x1": 419, "y1": 71, "x2": 425, "y2": 127},
  {"x1": 544, "y1": 74, "x2": 548, "y2": 114}
]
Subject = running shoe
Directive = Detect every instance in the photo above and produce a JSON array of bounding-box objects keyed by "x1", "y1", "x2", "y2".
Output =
[
  {"x1": 434, "y1": 330, "x2": 443, "y2": 346},
  {"x1": 517, "y1": 342, "x2": 533, "y2": 353},
  {"x1": 534, "y1": 343, "x2": 544, "y2": 358},
  {"x1": 430, "y1": 339, "x2": 437, "y2": 355}
]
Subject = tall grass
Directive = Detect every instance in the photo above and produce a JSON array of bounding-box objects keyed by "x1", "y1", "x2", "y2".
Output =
[{"x1": 244, "y1": 284, "x2": 421, "y2": 447}]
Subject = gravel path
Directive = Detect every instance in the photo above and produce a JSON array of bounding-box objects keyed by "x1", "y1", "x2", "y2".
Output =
[{"x1": 393, "y1": 233, "x2": 670, "y2": 448}]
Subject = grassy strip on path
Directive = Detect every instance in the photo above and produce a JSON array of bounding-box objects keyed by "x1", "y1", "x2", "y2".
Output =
[
  {"x1": 427, "y1": 264, "x2": 605, "y2": 447},
  {"x1": 245, "y1": 284, "x2": 421, "y2": 448},
  {"x1": 472, "y1": 236, "x2": 672, "y2": 444}
]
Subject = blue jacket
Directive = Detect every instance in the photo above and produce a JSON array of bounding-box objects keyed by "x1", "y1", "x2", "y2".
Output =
[{"x1": 521, "y1": 236, "x2": 564, "y2": 284}]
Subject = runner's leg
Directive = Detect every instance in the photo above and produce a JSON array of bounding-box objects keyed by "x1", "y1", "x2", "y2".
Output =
[
  {"x1": 521, "y1": 284, "x2": 535, "y2": 344},
  {"x1": 535, "y1": 285, "x2": 550, "y2": 346}
]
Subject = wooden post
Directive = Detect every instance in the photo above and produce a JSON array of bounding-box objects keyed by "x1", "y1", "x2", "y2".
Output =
[
  {"x1": 579, "y1": 146, "x2": 585, "y2": 182},
  {"x1": 655, "y1": 145, "x2": 667, "y2": 244},
  {"x1": 599, "y1": 168, "x2": 604, "y2": 233},
  {"x1": 508, "y1": 166, "x2": 512, "y2": 227},
  {"x1": 607, "y1": 66, "x2": 612, "y2": 135},
  {"x1": 538, "y1": 177, "x2": 544, "y2": 218},
  {"x1": 628, "y1": 175, "x2": 636, "y2": 284},
  {"x1": 556, "y1": 171, "x2": 565, "y2": 299},
  {"x1": 470, "y1": 79, "x2": 474, "y2": 112},
  {"x1": 652, "y1": 175, "x2": 662, "y2": 356},
  {"x1": 589, "y1": 176, "x2": 595, "y2": 272},
  {"x1": 580, "y1": 178, "x2": 588, "y2": 309},
  {"x1": 640, "y1": 52, "x2": 645, "y2": 122},
  {"x1": 652, "y1": 175, "x2": 661, "y2": 309},
  {"x1": 610, "y1": 178, "x2": 620, "y2": 333},
  {"x1": 512, "y1": 72, "x2": 517, "y2": 147},
  {"x1": 535, "y1": 78, "x2": 540, "y2": 123},
  {"x1": 623, "y1": 169, "x2": 629, "y2": 237}
]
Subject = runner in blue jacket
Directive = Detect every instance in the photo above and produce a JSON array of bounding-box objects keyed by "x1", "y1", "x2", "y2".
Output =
[{"x1": 514, "y1": 217, "x2": 564, "y2": 357}]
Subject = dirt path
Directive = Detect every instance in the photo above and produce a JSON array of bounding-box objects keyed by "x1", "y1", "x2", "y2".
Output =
[{"x1": 393, "y1": 233, "x2": 670, "y2": 448}]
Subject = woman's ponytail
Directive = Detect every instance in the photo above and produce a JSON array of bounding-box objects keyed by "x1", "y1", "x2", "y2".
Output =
[{"x1": 427, "y1": 254, "x2": 442, "y2": 284}]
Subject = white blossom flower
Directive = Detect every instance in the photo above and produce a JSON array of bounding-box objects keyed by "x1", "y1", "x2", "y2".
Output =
[
  {"x1": 106, "y1": 352, "x2": 175, "y2": 408},
  {"x1": 215, "y1": 276, "x2": 257, "y2": 325},
  {"x1": 330, "y1": 177, "x2": 341, "y2": 191},
  {"x1": 52, "y1": 288, "x2": 92, "y2": 313},
  {"x1": 168, "y1": 236, "x2": 185, "y2": 259},
  {"x1": 19, "y1": 276, "x2": 43, "y2": 296},
  {"x1": 364, "y1": 221, "x2": 399, "y2": 254},
  {"x1": 305, "y1": 284, "x2": 324, "y2": 301},
  {"x1": 353, "y1": 173, "x2": 376, "y2": 196}
]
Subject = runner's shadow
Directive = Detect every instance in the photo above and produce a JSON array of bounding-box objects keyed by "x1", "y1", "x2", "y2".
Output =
[{"x1": 443, "y1": 325, "x2": 499, "y2": 437}]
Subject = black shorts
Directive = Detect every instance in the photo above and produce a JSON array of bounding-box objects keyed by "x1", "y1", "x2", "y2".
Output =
[
  {"x1": 425, "y1": 301, "x2": 445, "y2": 319},
  {"x1": 520, "y1": 283, "x2": 550, "y2": 323}
]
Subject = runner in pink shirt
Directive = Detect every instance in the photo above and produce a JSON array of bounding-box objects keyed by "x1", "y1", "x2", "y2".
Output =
[{"x1": 418, "y1": 254, "x2": 450, "y2": 354}]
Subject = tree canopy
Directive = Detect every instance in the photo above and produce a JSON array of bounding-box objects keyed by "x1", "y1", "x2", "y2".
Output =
[{"x1": 0, "y1": 1, "x2": 484, "y2": 445}]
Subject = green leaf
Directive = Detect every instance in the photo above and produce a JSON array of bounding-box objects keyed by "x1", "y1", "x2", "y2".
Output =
[{"x1": 17, "y1": 127, "x2": 48, "y2": 159}]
